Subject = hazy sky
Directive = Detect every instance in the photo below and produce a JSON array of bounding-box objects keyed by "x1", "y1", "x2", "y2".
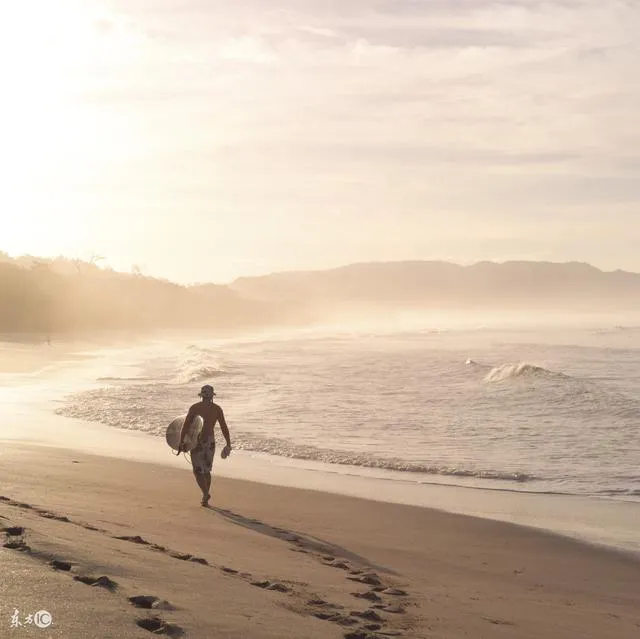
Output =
[{"x1": 1, "y1": 0, "x2": 639, "y2": 283}]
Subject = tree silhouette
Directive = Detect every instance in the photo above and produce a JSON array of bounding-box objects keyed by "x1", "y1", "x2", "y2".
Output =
[{"x1": 0, "y1": 252, "x2": 284, "y2": 337}]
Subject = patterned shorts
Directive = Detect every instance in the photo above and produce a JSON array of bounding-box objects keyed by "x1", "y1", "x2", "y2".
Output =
[{"x1": 191, "y1": 435, "x2": 215, "y2": 474}]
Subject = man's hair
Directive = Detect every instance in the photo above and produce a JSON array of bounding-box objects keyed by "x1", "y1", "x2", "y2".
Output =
[{"x1": 199, "y1": 384, "x2": 215, "y2": 400}]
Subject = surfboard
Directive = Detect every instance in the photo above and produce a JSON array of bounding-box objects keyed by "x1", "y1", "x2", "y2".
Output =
[{"x1": 165, "y1": 414, "x2": 204, "y2": 452}]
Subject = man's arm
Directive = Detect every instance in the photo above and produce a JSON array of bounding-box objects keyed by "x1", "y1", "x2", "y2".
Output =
[
  {"x1": 178, "y1": 406, "x2": 196, "y2": 451},
  {"x1": 218, "y1": 407, "x2": 231, "y2": 448}
]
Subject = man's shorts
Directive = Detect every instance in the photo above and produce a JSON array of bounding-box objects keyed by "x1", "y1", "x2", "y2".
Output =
[{"x1": 191, "y1": 434, "x2": 215, "y2": 474}]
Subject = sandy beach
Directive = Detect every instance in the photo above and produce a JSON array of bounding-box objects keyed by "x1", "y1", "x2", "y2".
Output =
[
  {"x1": 1, "y1": 443, "x2": 639, "y2": 639},
  {"x1": 0, "y1": 340, "x2": 85, "y2": 375}
]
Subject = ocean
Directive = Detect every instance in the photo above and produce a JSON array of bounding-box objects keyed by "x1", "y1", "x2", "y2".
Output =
[{"x1": 54, "y1": 323, "x2": 640, "y2": 503}]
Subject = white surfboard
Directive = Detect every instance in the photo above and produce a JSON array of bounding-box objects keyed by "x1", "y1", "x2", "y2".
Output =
[{"x1": 166, "y1": 415, "x2": 204, "y2": 452}]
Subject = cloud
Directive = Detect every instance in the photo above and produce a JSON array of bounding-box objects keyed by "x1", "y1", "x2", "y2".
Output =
[
  {"x1": 217, "y1": 36, "x2": 278, "y2": 64},
  {"x1": 10, "y1": 0, "x2": 640, "y2": 279}
]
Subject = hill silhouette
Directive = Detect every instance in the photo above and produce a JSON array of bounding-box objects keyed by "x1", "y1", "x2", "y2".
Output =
[
  {"x1": 0, "y1": 253, "x2": 299, "y2": 338},
  {"x1": 230, "y1": 260, "x2": 640, "y2": 310},
  {"x1": 2, "y1": 254, "x2": 639, "y2": 338}
]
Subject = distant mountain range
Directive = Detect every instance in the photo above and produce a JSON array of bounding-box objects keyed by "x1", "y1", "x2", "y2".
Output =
[
  {"x1": 229, "y1": 260, "x2": 640, "y2": 310},
  {"x1": 2, "y1": 254, "x2": 639, "y2": 337}
]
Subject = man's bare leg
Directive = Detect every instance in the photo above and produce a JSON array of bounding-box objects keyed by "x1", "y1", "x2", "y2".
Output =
[
  {"x1": 204, "y1": 473, "x2": 212, "y2": 503},
  {"x1": 194, "y1": 472, "x2": 209, "y2": 504}
]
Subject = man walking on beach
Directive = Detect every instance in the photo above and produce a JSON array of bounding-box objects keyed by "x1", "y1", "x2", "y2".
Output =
[{"x1": 179, "y1": 385, "x2": 232, "y2": 507}]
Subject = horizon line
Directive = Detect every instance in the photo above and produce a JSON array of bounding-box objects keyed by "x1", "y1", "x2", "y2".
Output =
[{"x1": 2, "y1": 251, "x2": 639, "y2": 287}]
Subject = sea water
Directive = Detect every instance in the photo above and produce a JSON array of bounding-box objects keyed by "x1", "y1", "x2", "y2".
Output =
[{"x1": 54, "y1": 323, "x2": 640, "y2": 503}]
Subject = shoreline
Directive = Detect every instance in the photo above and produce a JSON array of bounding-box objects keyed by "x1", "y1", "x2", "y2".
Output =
[
  {"x1": 3, "y1": 413, "x2": 639, "y2": 558},
  {"x1": 0, "y1": 341, "x2": 90, "y2": 375},
  {"x1": 1, "y1": 443, "x2": 639, "y2": 639},
  {"x1": 1, "y1": 334, "x2": 639, "y2": 558},
  {"x1": 7, "y1": 440, "x2": 640, "y2": 563}
]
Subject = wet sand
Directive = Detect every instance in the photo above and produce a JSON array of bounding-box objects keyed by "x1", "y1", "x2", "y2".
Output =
[{"x1": 0, "y1": 340, "x2": 80, "y2": 375}]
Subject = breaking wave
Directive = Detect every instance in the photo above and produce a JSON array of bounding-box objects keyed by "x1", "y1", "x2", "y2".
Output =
[
  {"x1": 484, "y1": 362, "x2": 569, "y2": 383},
  {"x1": 226, "y1": 437, "x2": 535, "y2": 483},
  {"x1": 174, "y1": 366, "x2": 224, "y2": 384},
  {"x1": 596, "y1": 487, "x2": 640, "y2": 498}
]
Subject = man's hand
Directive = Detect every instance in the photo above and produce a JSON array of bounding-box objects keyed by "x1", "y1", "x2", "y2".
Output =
[{"x1": 221, "y1": 444, "x2": 232, "y2": 459}]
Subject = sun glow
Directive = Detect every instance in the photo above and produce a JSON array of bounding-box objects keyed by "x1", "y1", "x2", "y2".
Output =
[{"x1": 0, "y1": 2, "x2": 142, "y2": 255}]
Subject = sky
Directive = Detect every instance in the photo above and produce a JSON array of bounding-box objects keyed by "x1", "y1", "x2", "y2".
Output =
[{"x1": 1, "y1": 0, "x2": 639, "y2": 283}]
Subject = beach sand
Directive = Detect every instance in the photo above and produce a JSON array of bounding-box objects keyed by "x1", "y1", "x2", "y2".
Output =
[
  {"x1": 0, "y1": 341, "x2": 79, "y2": 375},
  {"x1": 0, "y1": 334, "x2": 151, "y2": 376},
  {"x1": 1, "y1": 443, "x2": 638, "y2": 639}
]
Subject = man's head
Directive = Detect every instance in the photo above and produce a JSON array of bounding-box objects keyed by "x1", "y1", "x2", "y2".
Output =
[{"x1": 199, "y1": 385, "x2": 215, "y2": 401}]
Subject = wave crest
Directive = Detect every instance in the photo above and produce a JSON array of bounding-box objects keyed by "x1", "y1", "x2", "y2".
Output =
[
  {"x1": 175, "y1": 366, "x2": 224, "y2": 384},
  {"x1": 171, "y1": 347, "x2": 226, "y2": 384},
  {"x1": 484, "y1": 362, "x2": 567, "y2": 383},
  {"x1": 233, "y1": 438, "x2": 535, "y2": 482}
]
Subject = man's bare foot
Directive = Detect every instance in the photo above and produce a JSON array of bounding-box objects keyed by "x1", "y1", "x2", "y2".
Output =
[{"x1": 201, "y1": 494, "x2": 211, "y2": 507}]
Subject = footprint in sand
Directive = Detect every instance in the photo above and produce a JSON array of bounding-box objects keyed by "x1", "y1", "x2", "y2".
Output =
[
  {"x1": 2, "y1": 526, "x2": 30, "y2": 552},
  {"x1": 129, "y1": 595, "x2": 175, "y2": 611},
  {"x1": 352, "y1": 591, "x2": 383, "y2": 603},
  {"x1": 347, "y1": 574, "x2": 383, "y2": 587},
  {"x1": 3, "y1": 539, "x2": 30, "y2": 551},
  {"x1": 313, "y1": 612, "x2": 336, "y2": 620},
  {"x1": 39, "y1": 511, "x2": 70, "y2": 522},
  {"x1": 114, "y1": 532, "x2": 210, "y2": 567},
  {"x1": 307, "y1": 598, "x2": 342, "y2": 609},
  {"x1": 350, "y1": 609, "x2": 384, "y2": 622},
  {"x1": 323, "y1": 559, "x2": 351, "y2": 570},
  {"x1": 344, "y1": 632, "x2": 383, "y2": 639},
  {"x1": 115, "y1": 535, "x2": 150, "y2": 545},
  {"x1": 251, "y1": 580, "x2": 270, "y2": 589},
  {"x1": 314, "y1": 612, "x2": 359, "y2": 626},
  {"x1": 350, "y1": 633, "x2": 403, "y2": 639},
  {"x1": 250, "y1": 580, "x2": 292, "y2": 593},
  {"x1": 49, "y1": 559, "x2": 72, "y2": 571},
  {"x1": 136, "y1": 616, "x2": 184, "y2": 637},
  {"x1": 381, "y1": 604, "x2": 406, "y2": 614},
  {"x1": 267, "y1": 583, "x2": 292, "y2": 593},
  {"x1": 74, "y1": 575, "x2": 118, "y2": 592},
  {"x1": 483, "y1": 617, "x2": 516, "y2": 626}
]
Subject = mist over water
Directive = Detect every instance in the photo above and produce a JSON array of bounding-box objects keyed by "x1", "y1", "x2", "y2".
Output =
[{"x1": 55, "y1": 320, "x2": 640, "y2": 501}]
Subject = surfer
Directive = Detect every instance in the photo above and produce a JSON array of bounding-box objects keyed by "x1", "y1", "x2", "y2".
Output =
[{"x1": 179, "y1": 384, "x2": 232, "y2": 507}]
